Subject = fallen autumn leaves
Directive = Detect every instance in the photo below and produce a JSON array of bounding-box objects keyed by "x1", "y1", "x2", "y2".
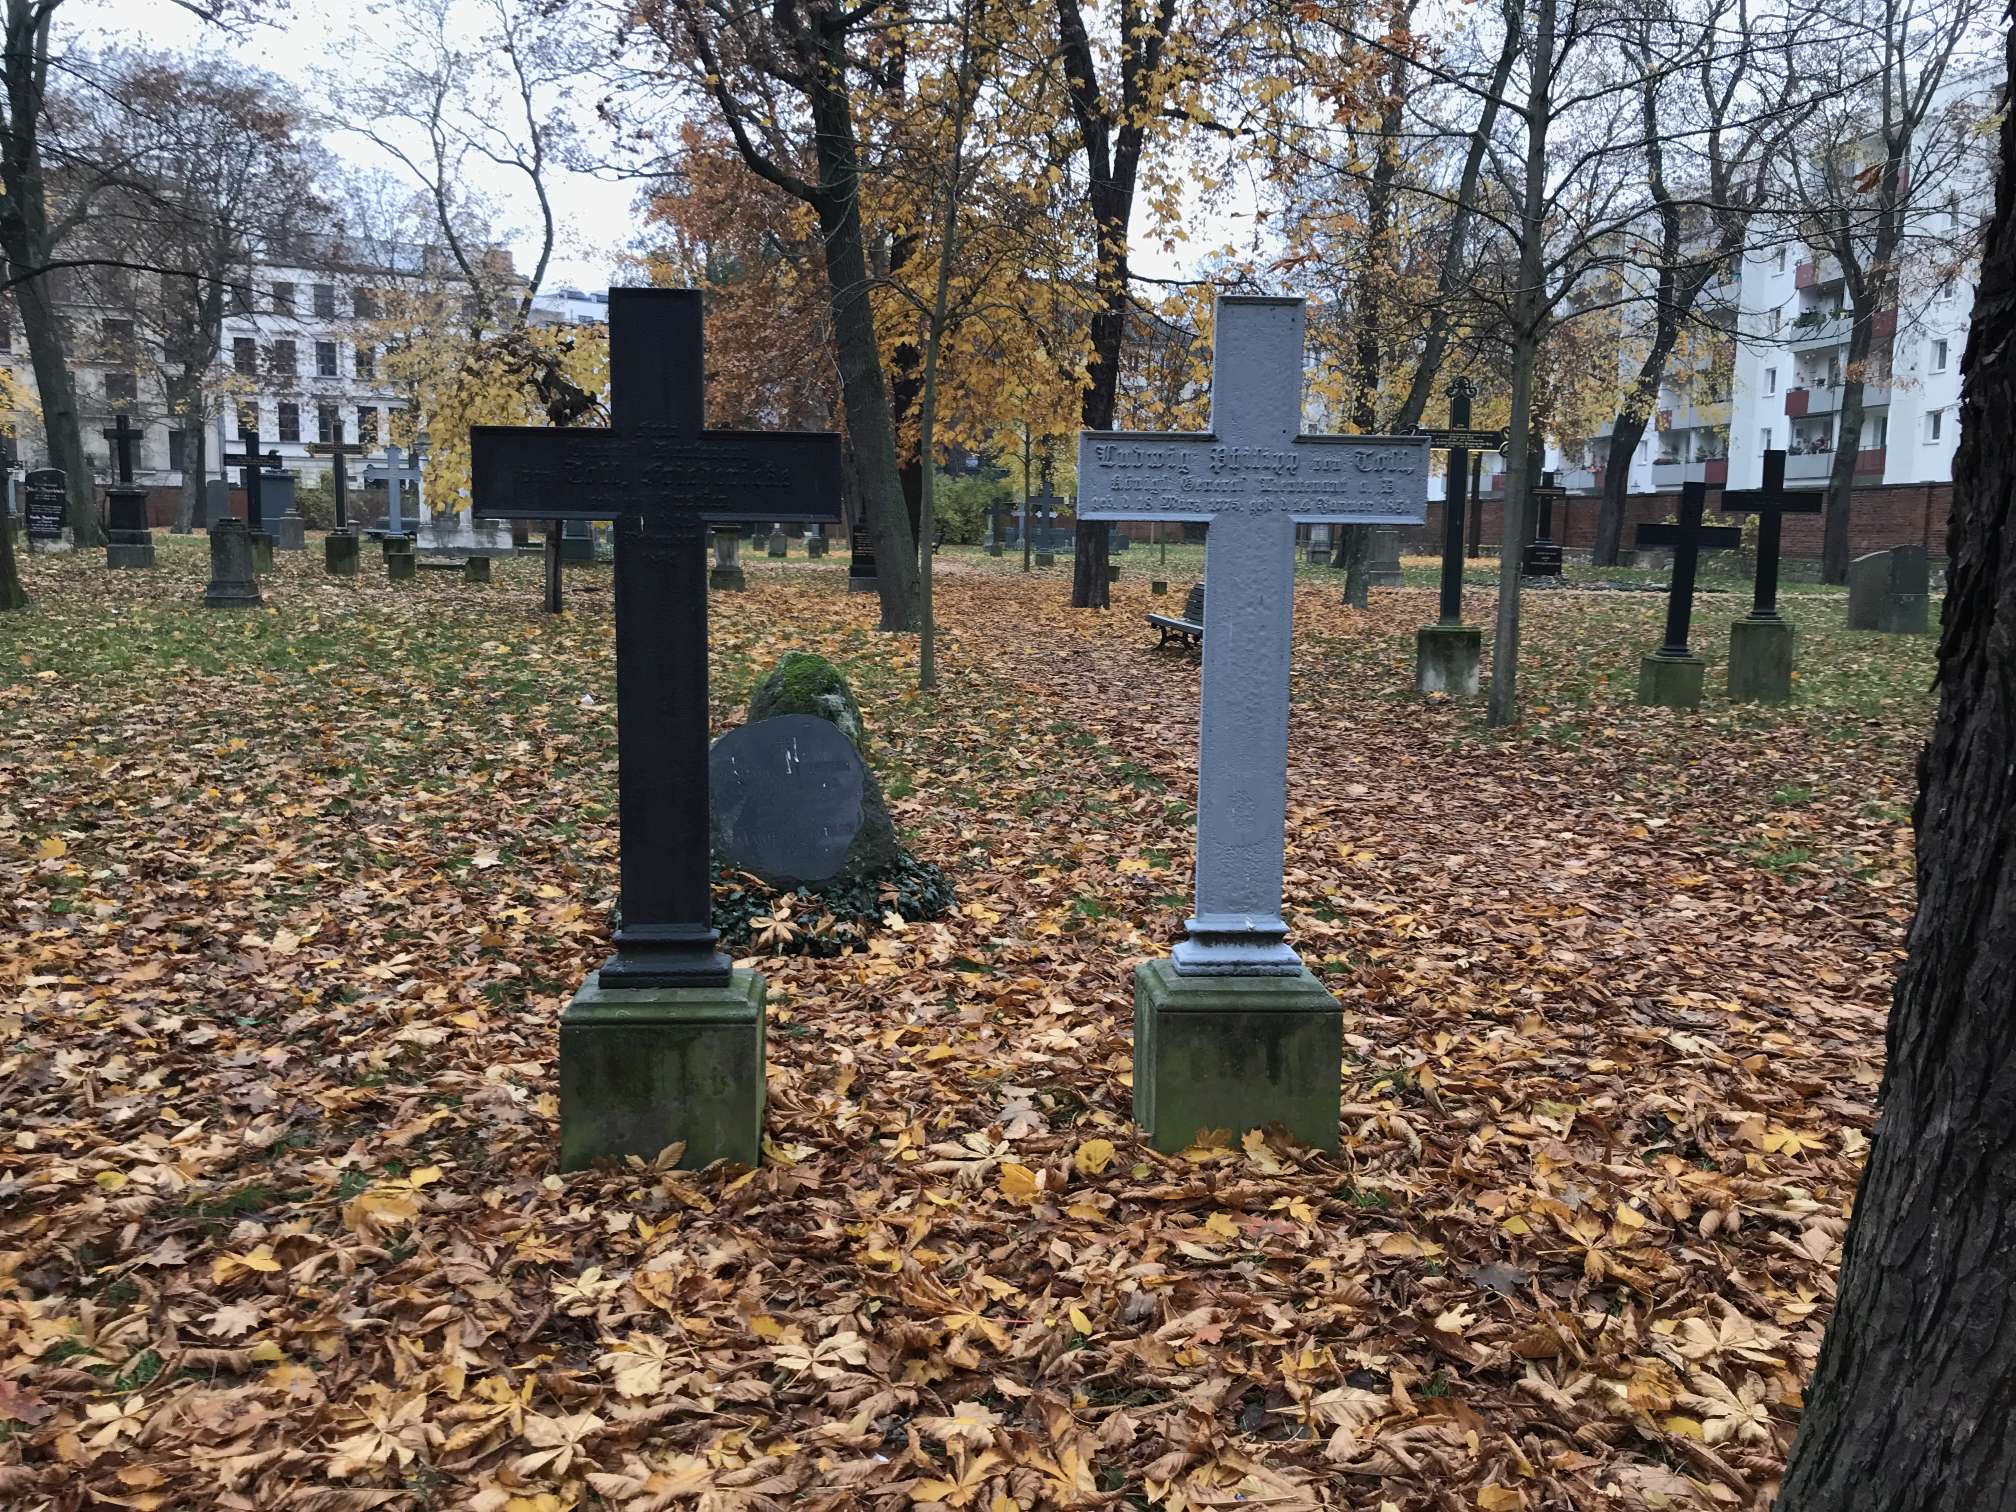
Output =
[{"x1": 0, "y1": 541, "x2": 1926, "y2": 1510}]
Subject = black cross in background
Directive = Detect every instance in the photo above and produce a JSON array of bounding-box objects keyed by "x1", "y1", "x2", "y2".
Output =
[
  {"x1": 1636, "y1": 479, "x2": 1741, "y2": 659},
  {"x1": 1717, "y1": 450, "x2": 1822, "y2": 620},
  {"x1": 306, "y1": 437, "x2": 367, "y2": 529},
  {"x1": 471, "y1": 287, "x2": 843, "y2": 988},
  {"x1": 102, "y1": 414, "x2": 142, "y2": 483},
  {"x1": 220, "y1": 430, "x2": 279, "y2": 530}
]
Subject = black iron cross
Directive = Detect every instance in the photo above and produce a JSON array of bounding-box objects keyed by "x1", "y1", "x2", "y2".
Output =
[
  {"x1": 470, "y1": 287, "x2": 843, "y2": 988},
  {"x1": 1717, "y1": 450, "x2": 1821, "y2": 620},
  {"x1": 306, "y1": 437, "x2": 367, "y2": 529},
  {"x1": 1636, "y1": 480, "x2": 1741, "y2": 659},
  {"x1": 220, "y1": 430, "x2": 279, "y2": 531},
  {"x1": 102, "y1": 414, "x2": 141, "y2": 483},
  {"x1": 1417, "y1": 382, "x2": 1505, "y2": 620}
]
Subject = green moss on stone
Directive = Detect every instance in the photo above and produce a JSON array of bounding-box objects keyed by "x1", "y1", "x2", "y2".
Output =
[{"x1": 747, "y1": 652, "x2": 867, "y2": 750}]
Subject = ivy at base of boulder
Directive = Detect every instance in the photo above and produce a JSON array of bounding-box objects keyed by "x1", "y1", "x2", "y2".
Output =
[{"x1": 711, "y1": 852, "x2": 953, "y2": 958}]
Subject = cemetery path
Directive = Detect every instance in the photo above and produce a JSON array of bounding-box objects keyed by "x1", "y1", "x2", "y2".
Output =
[{"x1": 0, "y1": 546, "x2": 1930, "y2": 1511}]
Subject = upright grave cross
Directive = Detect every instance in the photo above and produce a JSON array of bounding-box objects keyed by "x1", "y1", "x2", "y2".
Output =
[
  {"x1": 220, "y1": 430, "x2": 279, "y2": 533},
  {"x1": 1413, "y1": 378, "x2": 1503, "y2": 696},
  {"x1": 1524, "y1": 471, "x2": 1566, "y2": 576},
  {"x1": 306, "y1": 436, "x2": 367, "y2": 530},
  {"x1": 1717, "y1": 449, "x2": 1821, "y2": 703},
  {"x1": 364, "y1": 444, "x2": 424, "y2": 536},
  {"x1": 1079, "y1": 296, "x2": 1427, "y2": 1152},
  {"x1": 102, "y1": 414, "x2": 155, "y2": 569},
  {"x1": 1635, "y1": 478, "x2": 1740, "y2": 708},
  {"x1": 102, "y1": 413, "x2": 141, "y2": 483},
  {"x1": 471, "y1": 286, "x2": 843, "y2": 992}
]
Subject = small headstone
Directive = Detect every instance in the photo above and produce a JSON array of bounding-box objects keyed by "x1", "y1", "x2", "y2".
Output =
[
  {"x1": 711, "y1": 527, "x2": 746, "y2": 591},
  {"x1": 1848, "y1": 547, "x2": 1930, "y2": 633},
  {"x1": 767, "y1": 527, "x2": 788, "y2": 558},
  {"x1": 560, "y1": 518, "x2": 596, "y2": 561},
  {"x1": 101, "y1": 416, "x2": 155, "y2": 569},
  {"x1": 386, "y1": 536, "x2": 416, "y2": 582},
  {"x1": 265, "y1": 471, "x2": 305, "y2": 550},
  {"x1": 325, "y1": 531, "x2": 361, "y2": 576},
  {"x1": 462, "y1": 555, "x2": 491, "y2": 583},
  {"x1": 711, "y1": 715, "x2": 875, "y2": 887},
  {"x1": 203, "y1": 518, "x2": 261, "y2": 608},
  {"x1": 806, "y1": 532, "x2": 828, "y2": 558},
  {"x1": 1366, "y1": 527, "x2": 1404, "y2": 587},
  {"x1": 202, "y1": 478, "x2": 229, "y2": 529},
  {"x1": 24, "y1": 468, "x2": 67, "y2": 552}
]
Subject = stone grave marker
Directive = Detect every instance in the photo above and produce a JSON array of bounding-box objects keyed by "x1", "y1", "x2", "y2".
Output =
[
  {"x1": 25, "y1": 468, "x2": 66, "y2": 551},
  {"x1": 308, "y1": 437, "x2": 365, "y2": 574},
  {"x1": 1076, "y1": 293, "x2": 1429, "y2": 1151},
  {"x1": 767, "y1": 525, "x2": 789, "y2": 558},
  {"x1": 1848, "y1": 545, "x2": 1930, "y2": 634},
  {"x1": 1415, "y1": 377, "x2": 1502, "y2": 695},
  {"x1": 1522, "y1": 471, "x2": 1565, "y2": 576},
  {"x1": 221, "y1": 432, "x2": 278, "y2": 571},
  {"x1": 1635, "y1": 479, "x2": 1740, "y2": 708},
  {"x1": 202, "y1": 477, "x2": 229, "y2": 531},
  {"x1": 203, "y1": 449, "x2": 262, "y2": 609},
  {"x1": 364, "y1": 445, "x2": 423, "y2": 538},
  {"x1": 711, "y1": 715, "x2": 871, "y2": 887},
  {"x1": 806, "y1": 525, "x2": 828, "y2": 558},
  {"x1": 1366, "y1": 526, "x2": 1405, "y2": 586},
  {"x1": 470, "y1": 286, "x2": 842, "y2": 1170},
  {"x1": 101, "y1": 415, "x2": 155, "y2": 569},
  {"x1": 265, "y1": 468, "x2": 306, "y2": 550},
  {"x1": 711, "y1": 527, "x2": 747, "y2": 591},
  {"x1": 1718, "y1": 449, "x2": 1823, "y2": 702}
]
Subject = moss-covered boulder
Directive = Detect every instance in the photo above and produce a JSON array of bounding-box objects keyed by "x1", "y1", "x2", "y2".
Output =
[{"x1": 746, "y1": 652, "x2": 866, "y2": 751}]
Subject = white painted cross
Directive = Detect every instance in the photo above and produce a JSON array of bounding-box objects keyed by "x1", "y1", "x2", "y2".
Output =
[{"x1": 1077, "y1": 295, "x2": 1429, "y2": 975}]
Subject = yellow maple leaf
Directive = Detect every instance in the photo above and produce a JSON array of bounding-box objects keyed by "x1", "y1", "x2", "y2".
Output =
[{"x1": 1072, "y1": 1138, "x2": 1116, "y2": 1175}]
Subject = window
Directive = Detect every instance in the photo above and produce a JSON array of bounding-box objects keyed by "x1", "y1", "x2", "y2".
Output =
[
  {"x1": 1869, "y1": 415, "x2": 1889, "y2": 449},
  {"x1": 277, "y1": 401, "x2": 300, "y2": 443},
  {"x1": 1935, "y1": 278, "x2": 1955, "y2": 304},
  {"x1": 1931, "y1": 339, "x2": 1949, "y2": 373},
  {"x1": 1760, "y1": 427, "x2": 1773, "y2": 452},
  {"x1": 357, "y1": 407, "x2": 379, "y2": 447},
  {"x1": 270, "y1": 339, "x2": 296, "y2": 376},
  {"x1": 318, "y1": 403, "x2": 340, "y2": 444},
  {"x1": 230, "y1": 281, "x2": 254, "y2": 317},
  {"x1": 104, "y1": 371, "x2": 137, "y2": 402},
  {"x1": 355, "y1": 343, "x2": 375, "y2": 380},
  {"x1": 313, "y1": 283, "x2": 336, "y2": 318},
  {"x1": 1774, "y1": 246, "x2": 1788, "y2": 272},
  {"x1": 167, "y1": 429, "x2": 188, "y2": 472},
  {"x1": 353, "y1": 288, "x2": 378, "y2": 319},
  {"x1": 1767, "y1": 308, "x2": 1781, "y2": 334},
  {"x1": 316, "y1": 340, "x2": 338, "y2": 377},
  {"x1": 1764, "y1": 366, "x2": 1778, "y2": 395},
  {"x1": 271, "y1": 281, "x2": 296, "y2": 314},
  {"x1": 1927, "y1": 409, "x2": 1944, "y2": 442},
  {"x1": 101, "y1": 317, "x2": 135, "y2": 354},
  {"x1": 233, "y1": 336, "x2": 258, "y2": 375}
]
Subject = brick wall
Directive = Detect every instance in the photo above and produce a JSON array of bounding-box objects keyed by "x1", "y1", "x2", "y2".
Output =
[{"x1": 1410, "y1": 481, "x2": 1953, "y2": 562}]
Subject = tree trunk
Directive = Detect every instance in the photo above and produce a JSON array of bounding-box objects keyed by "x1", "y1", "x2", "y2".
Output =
[
  {"x1": 0, "y1": 476, "x2": 26, "y2": 610},
  {"x1": 1070, "y1": 262, "x2": 1122, "y2": 609},
  {"x1": 10, "y1": 268, "x2": 100, "y2": 546},
  {"x1": 1593, "y1": 413, "x2": 1648, "y2": 565},
  {"x1": 173, "y1": 386, "x2": 204, "y2": 533},
  {"x1": 1774, "y1": 70, "x2": 2015, "y2": 1508},
  {"x1": 806, "y1": 47, "x2": 919, "y2": 632},
  {"x1": 1821, "y1": 318, "x2": 1878, "y2": 585}
]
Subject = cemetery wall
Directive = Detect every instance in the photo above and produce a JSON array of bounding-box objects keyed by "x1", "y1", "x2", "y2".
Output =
[{"x1": 1422, "y1": 480, "x2": 1954, "y2": 562}]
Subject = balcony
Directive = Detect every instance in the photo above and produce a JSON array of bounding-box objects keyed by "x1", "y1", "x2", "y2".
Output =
[
  {"x1": 1789, "y1": 384, "x2": 1888, "y2": 416},
  {"x1": 1650, "y1": 461, "x2": 1686, "y2": 488},
  {"x1": 1794, "y1": 254, "x2": 1843, "y2": 290},
  {"x1": 1787, "y1": 314, "x2": 1853, "y2": 351},
  {"x1": 1785, "y1": 388, "x2": 1809, "y2": 417},
  {"x1": 1782, "y1": 448, "x2": 1887, "y2": 482}
]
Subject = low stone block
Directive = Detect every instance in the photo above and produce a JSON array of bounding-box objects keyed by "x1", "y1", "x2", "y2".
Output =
[
  {"x1": 1416, "y1": 622, "x2": 1482, "y2": 697},
  {"x1": 251, "y1": 533, "x2": 274, "y2": 574},
  {"x1": 1035, "y1": 550, "x2": 1056, "y2": 567},
  {"x1": 1727, "y1": 616, "x2": 1795, "y2": 704},
  {"x1": 462, "y1": 555, "x2": 492, "y2": 584},
  {"x1": 806, "y1": 537, "x2": 828, "y2": 558},
  {"x1": 203, "y1": 521, "x2": 262, "y2": 609},
  {"x1": 1132, "y1": 959, "x2": 1341, "y2": 1153},
  {"x1": 767, "y1": 534, "x2": 789, "y2": 558},
  {"x1": 559, "y1": 968, "x2": 767, "y2": 1170},
  {"x1": 1366, "y1": 528, "x2": 1405, "y2": 587},
  {"x1": 1638, "y1": 651, "x2": 1706, "y2": 709},
  {"x1": 1106, "y1": 563, "x2": 1121, "y2": 584},
  {"x1": 106, "y1": 531, "x2": 155, "y2": 570},
  {"x1": 1151, "y1": 579, "x2": 1168, "y2": 596},
  {"x1": 710, "y1": 566, "x2": 746, "y2": 592},
  {"x1": 387, "y1": 552, "x2": 415, "y2": 582},
  {"x1": 271, "y1": 515, "x2": 306, "y2": 551},
  {"x1": 985, "y1": 543, "x2": 1002, "y2": 557},
  {"x1": 325, "y1": 532, "x2": 360, "y2": 576}
]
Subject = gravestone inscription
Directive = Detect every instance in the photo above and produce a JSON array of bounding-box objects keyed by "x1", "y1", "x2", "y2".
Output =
[
  {"x1": 25, "y1": 468, "x2": 65, "y2": 550},
  {"x1": 711, "y1": 715, "x2": 869, "y2": 887}
]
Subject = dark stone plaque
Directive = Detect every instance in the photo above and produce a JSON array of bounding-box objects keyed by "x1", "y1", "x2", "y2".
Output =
[
  {"x1": 24, "y1": 469, "x2": 64, "y2": 541},
  {"x1": 710, "y1": 715, "x2": 867, "y2": 887}
]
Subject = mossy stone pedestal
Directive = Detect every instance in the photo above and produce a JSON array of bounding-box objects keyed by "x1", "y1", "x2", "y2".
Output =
[
  {"x1": 1727, "y1": 616, "x2": 1794, "y2": 704},
  {"x1": 386, "y1": 541, "x2": 416, "y2": 582},
  {"x1": 806, "y1": 536, "x2": 828, "y2": 558},
  {"x1": 1151, "y1": 579, "x2": 1168, "y2": 595},
  {"x1": 1415, "y1": 623, "x2": 1481, "y2": 696},
  {"x1": 559, "y1": 969, "x2": 767, "y2": 1171},
  {"x1": 1638, "y1": 651, "x2": 1706, "y2": 709},
  {"x1": 251, "y1": 532, "x2": 274, "y2": 574},
  {"x1": 1132, "y1": 960, "x2": 1341, "y2": 1153},
  {"x1": 203, "y1": 520, "x2": 262, "y2": 609},
  {"x1": 325, "y1": 530, "x2": 360, "y2": 576},
  {"x1": 272, "y1": 513, "x2": 306, "y2": 551},
  {"x1": 1035, "y1": 549, "x2": 1056, "y2": 567},
  {"x1": 462, "y1": 555, "x2": 492, "y2": 584}
]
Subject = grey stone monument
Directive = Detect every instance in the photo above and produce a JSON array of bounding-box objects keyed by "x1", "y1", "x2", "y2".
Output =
[
  {"x1": 806, "y1": 526, "x2": 828, "y2": 558},
  {"x1": 767, "y1": 526, "x2": 789, "y2": 558},
  {"x1": 385, "y1": 535, "x2": 416, "y2": 582},
  {"x1": 1847, "y1": 546, "x2": 1930, "y2": 634},
  {"x1": 1305, "y1": 523, "x2": 1332, "y2": 564},
  {"x1": 711, "y1": 526, "x2": 746, "y2": 591},
  {"x1": 24, "y1": 468, "x2": 68, "y2": 552},
  {"x1": 363, "y1": 445, "x2": 422, "y2": 538},
  {"x1": 265, "y1": 470, "x2": 305, "y2": 550},
  {"x1": 101, "y1": 416, "x2": 155, "y2": 569},
  {"x1": 1365, "y1": 527, "x2": 1404, "y2": 587},
  {"x1": 710, "y1": 715, "x2": 875, "y2": 887},
  {"x1": 1720, "y1": 449, "x2": 1822, "y2": 703},
  {"x1": 202, "y1": 477, "x2": 229, "y2": 530},
  {"x1": 1076, "y1": 294, "x2": 1429, "y2": 1152},
  {"x1": 203, "y1": 517, "x2": 261, "y2": 608}
]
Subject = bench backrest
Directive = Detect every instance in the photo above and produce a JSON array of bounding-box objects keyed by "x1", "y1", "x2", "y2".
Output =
[{"x1": 1183, "y1": 582, "x2": 1205, "y2": 623}]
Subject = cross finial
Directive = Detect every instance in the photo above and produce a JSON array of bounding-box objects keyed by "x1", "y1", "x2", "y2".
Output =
[{"x1": 1446, "y1": 376, "x2": 1478, "y2": 400}]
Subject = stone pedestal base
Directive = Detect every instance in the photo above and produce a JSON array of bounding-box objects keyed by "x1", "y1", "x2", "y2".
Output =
[
  {"x1": 250, "y1": 533, "x2": 274, "y2": 574},
  {"x1": 1416, "y1": 623, "x2": 1481, "y2": 696},
  {"x1": 710, "y1": 566, "x2": 746, "y2": 592},
  {"x1": 106, "y1": 531, "x2": 155, "y2": 569},
  {"x1": 1639, "y1": 652, "x2": 1706, "y2": 709},
  {"x1": 1035, "y1": 550, "x2": 1056, "y2": 567},
  {"x1": 1106, "y1": 564, "x2": 1121, "y2": 584},
  {"x1": 986, "y1": 542, "x2": 1002, "y2": 557},
  {"x1": 846, "y1": 572, "x2": 877, "y2": 595},
  {"x1": 807, "y1": 537, "x2": 828, "y2": 558},
  {"x1": 767, "y1": 536, "x2": 789, "y2": 558},
  {"x1": 560, "y1": 969, "x2": 767, "y2": 1170},
  {"x1": 203, "y1": 521, "x2": 262, "y2": 608},
  {"x1": 462, "y1": 555, "x2": 491, "y2": 584},
  {"x1": 386, "y1": 551, "x2": 415, "y2": 582},
  {"x1": 271, "y1": 514, "x2": 306, "y2": 551},
  {"x1": 28, "y1": 531, "x2": 74, "y2": 554},
  {"x1": 1522, "y1": 542, "x2": 1563, "y2": 576},
  {"x1": 325, "y1": 531, "x2": 360, "y2": 576},
  {"x1": 1132, "y1": 960, "x2": 1340, "y2": 1153},
  {"x1": 1728, "y1": 616, "x2": 1794, "y2": 704},
  {"x1": 1151, "y1": 579, "x2": 1168, "y2": 595}
]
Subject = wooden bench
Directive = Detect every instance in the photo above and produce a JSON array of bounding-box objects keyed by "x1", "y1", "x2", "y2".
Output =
[{"x1": 1147, "y1": 583, "x2": 1204, "y2": 650}]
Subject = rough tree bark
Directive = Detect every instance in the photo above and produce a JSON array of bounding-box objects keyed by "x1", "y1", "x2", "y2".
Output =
[
  {"x1": 0, "y1": 475, "x2": 25, "y2": 609},
  {"x1": 1774, "y1": 41, "x2": 2016, "y2": 1507}
]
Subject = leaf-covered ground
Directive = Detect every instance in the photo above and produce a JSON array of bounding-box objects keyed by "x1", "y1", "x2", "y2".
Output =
[{"x1": 0, "y1": 537, "x2": 1932, "y2": 1511}]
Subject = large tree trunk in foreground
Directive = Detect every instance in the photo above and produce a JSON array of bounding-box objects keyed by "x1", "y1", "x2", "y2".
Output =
[
  {"x1": 9, "y1": 268, "x2": 100, "y2": 546},
  {"x1": 1775, "y1": 52, "x2": 2016, "y2": 1510}
]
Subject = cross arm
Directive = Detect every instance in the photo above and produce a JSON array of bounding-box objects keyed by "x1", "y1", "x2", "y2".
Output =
[
  {"x1": 1717, "y1": 489, "x2": 1824, "y2": 515},
  {"x1": 1636, "y1": 523, "x2": 1743, "y2": 548},
  {"x1": 470, "y1": 425, "x2": 844, "y2": 525},
  {"x1": 1075, "y1": 432, "x2": 1429, "y2": 526}
]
